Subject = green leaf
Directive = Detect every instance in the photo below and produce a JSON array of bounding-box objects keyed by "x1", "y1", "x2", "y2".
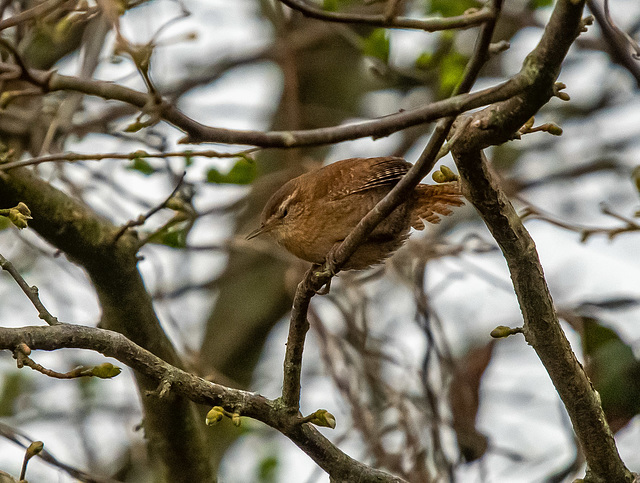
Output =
[
  {"x1": 323, "y1": 0, "x2": 357, "y2": 11},
  {"x1": 0, "y1": 373, "x2": 30, "y2": 417},
  {"x1": 582, "y1": 318, "x2": 640, "y2": 429},
  {"x1": 428, "y1": 0, "x2": 480, "y2": 17},
  {"x1": 128, "y1": 157, "x2": 156, "y2": 175},
  {"x1": 582, "y1": 319, "x2": 622, "y2": 354},
  {"x1": 323, "y1": 0, "x2": 338, "y2": 11},
  {"x1": 415, "y1": 52, "x2": 433, "y2": 70},
  {"x1": 157, "y1": 228, "x2": 188, "y2": 248},
  {"x1": 183, "y1": 150, "x2": 194, "y2": 167},
  {"x1": 147, "y1": 225, "x2": 190, "y2": 248},
  {"x1": 206, "y1": 157, "x2": 256, "y2": 185},
  {"x1": 123, "y1": 121, "x2": 146, "y2": 133},
  {"x1": 258, "y1": 455, "x2": 279, "y2": 483},
  {"x1": 529, "y1": 0, "x2": 553, "y2": 8},
  {"x1": 439, "y1": 51, "x2": 468, "y2": 96},
  {"x1": 363, "y1": 29, "x2": 390, "y2": 64},
  {"x1": 0, "y1": 217, "x2": 11, "y2": 231}
]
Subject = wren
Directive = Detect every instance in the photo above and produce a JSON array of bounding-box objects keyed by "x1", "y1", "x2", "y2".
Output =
[{"x1": 247, "y1": 156, "x2": 464, "y2": 271}]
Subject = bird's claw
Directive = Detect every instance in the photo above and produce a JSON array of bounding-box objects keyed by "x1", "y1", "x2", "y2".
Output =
[{"x1": 312, "y1": 257, "x2": 337, "y2": 295}]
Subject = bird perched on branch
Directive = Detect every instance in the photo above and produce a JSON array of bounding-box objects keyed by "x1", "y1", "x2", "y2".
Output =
[{"x1": 247, "y1": 156, "x2": 464, "y2": 271}]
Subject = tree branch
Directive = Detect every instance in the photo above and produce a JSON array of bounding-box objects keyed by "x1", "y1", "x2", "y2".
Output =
[
  {"x1": 0, "y1": 168, "x2": 214, "y2": 482},
  {"x1": 280, "y1": 0, "x2": 504, "y2": 412},
  {"x1": 278, "y1": 0, "x2": 494, "y2": 32},
  {"x1": 0, "y1": 252, "x2": 60, "y2": 326},
  {"x1": 455, "y1": 150, "x2": 633, "y2": 483},
  {"x1": 0, "y1": 148, "x2": 257, "y2": 171},
  {"x1": 0, "y1": 0, "x2": 71, "y2": 32},
  {"x1": 0, "y1": 62, "x2": 527, "y2": 147},
  {"x1": 586, "y1": 0, "x2": 640, "y2": 86},
  {"x1": 450, "y1": 0, "x2": 634, "y2": 480},
  {"x1": 451, "y1": 0, "x2": 592, "y2": 152},
  {"x1": 0, "y1": 324, "x2": 407, "y2": 483}
]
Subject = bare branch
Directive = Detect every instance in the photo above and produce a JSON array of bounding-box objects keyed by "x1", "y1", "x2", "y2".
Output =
[
  {"x1": 0, "y1": 61, "x2": 526, "y2": 147},
  {"x1": 448, "y1": 2, "x2": 635, "y2": 479},
  {"x1": 0, "y1": 252, "x2": 61, "y2": 326},
  {"x1": 279, "y1": 0, "x2": 494, "y2": 32},
  {"x1": 0, "y1": 324, "x2": 407, "y2": 483},
  {"x1": 587, "y1": 0, "x2": 640, "y2": 86},
  {"x1": 0, "y1": 421, "x2": 118, "y2": 483},
  {"x1": 0, "y1": 148, "x2": 258, "y2": 171},
  {"x1": 113, "y1": 171, "x2": 188, "y2": 242},
  {"x1": 0, "y1": 0, "x2": 71, "y2": 32},
  {"x1": 520, "y1": 203, "x2": 640, "y2": 241}
]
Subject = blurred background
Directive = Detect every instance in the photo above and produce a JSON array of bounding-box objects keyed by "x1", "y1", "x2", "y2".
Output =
[{"x1": 1, "y1": 0, "x2": 640, "y2": 481}]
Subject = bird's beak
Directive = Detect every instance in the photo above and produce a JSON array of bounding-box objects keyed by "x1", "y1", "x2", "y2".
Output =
[{"x1": 246, "y1": 224, "x2": 268, "y2": 240}]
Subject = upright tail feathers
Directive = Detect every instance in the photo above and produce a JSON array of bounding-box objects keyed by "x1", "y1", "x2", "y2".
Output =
[{"x1": 411, "y1": 182, "x2": 464, "y2": 230}]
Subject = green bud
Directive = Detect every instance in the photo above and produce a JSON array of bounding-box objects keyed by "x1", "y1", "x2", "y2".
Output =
[
  {"x1": 309, "y1": 409, "x2": 336, "y2": 429},
  {"x1": 91, "y1": 362, "x2": 122, "y2": 379},
  {"x1": 432, "y1": 166, "x2": 458, "y2": 183},
  {"x1": 25, "y1": 441, "x2": 44, "y2": 458},
  {"x1": 205, "y1": 406, "x2": 225, "y2": 426},
  {"x1": 432, "y1": 171, "x2": 446, "y2": 183},
  {"x1": 523, "y1": 117, "x2": 535, "y2": 130},
  {"x1": 490, "y1": 326, "x2": 514, "y2": 338},
  {"x1": 0, "y1": 91, "x2": 14, "y2": 109},
  {"x1": 3, "y1": 202, "x2": 33, "y2": 229},
  {"x1": 547, "y1": 124, "x2": 563, "y2": 136},
  {"x1": 124, "y1": 121, "x2": 145, "y2": 133},
  {"x1": 632, "y1": 166, "x2": 640, "y2": 194}
]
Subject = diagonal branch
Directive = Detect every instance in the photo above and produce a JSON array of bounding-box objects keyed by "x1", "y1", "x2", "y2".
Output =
[
  {"x1": 280, "y1": 0, "x2": 504, "y2": 411},
  {"x1": 586, "y1": 0, "x2": 640, "y2": 86},
  {"x1": 450, "y1": 0, "x2": 633, "y2": 481},
  {"x1": 0, "y1": 252, "x2": 60, "y2": 326},
  {"x1": 455, "y1": 150, "x2": 633, "y2": 483},
  {"x1": 0, "y1": 0, "x2": 71, "y2": 32}
]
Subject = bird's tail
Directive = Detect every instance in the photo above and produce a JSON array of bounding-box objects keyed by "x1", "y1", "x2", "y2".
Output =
[{"x1": 411, "y1": 182, "x2": 464, "y2": 230}]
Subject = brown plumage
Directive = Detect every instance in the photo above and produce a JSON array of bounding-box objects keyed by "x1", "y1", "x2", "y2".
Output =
[{"x1": 247, "y1": 156, "x2": 464, "y2": 270}]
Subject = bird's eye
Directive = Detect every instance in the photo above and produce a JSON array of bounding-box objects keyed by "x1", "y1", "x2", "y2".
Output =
[{"x1": 277, "y1": 205, "x2": 288, "y2": 219}]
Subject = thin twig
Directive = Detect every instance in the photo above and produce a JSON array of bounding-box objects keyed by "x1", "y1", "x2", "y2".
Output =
[
  {"x1": 520, "y1": 203, "x2": 640, "y2": 241},
  {"x1": 279, "y1": 0, "x2": 494, "y2": 32},
  {"x1": 0, "y1": 0, "x2": 71, "y2": 32},
  {"x1": 113, "y1": 171, "x2": 188, "y2": 242},
  {"x1": 0, "y1": 148, "x2": 258, "y2": 171},
  {"x1": 0, "y1": 253, "x2": 61, "y2": 326},
  {"x1": 0, "y1": 421, "x2": 118, "y2": 483},
  {"x1": 0, "y1": 38, "x2": 41, "y2": 86},
  {"x1": 13, "y1": 344, "x2": 120, "y2": 379},
  {"x1": 587, "y1": 0, "x2": 640, "y2": 85}
]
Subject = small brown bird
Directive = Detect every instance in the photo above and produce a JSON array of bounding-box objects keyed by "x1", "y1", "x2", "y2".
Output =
[{"x1": 247, "y1": 156, "x2": 464, "y2": 270}]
